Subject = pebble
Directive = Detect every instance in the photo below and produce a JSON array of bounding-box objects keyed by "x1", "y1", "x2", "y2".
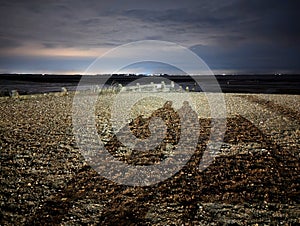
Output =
[{"x1": 0, "y1": 92, "x2": 299, "y2": 225}]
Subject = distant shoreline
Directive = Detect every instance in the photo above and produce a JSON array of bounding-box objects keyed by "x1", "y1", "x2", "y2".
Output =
[{"x1": 1, "y1": 74, "x2": 300, "y2": 95}]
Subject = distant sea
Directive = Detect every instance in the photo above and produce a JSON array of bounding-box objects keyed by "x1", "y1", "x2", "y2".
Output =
[{"x1": 0, "y1": 74, "x2": 300, "y2": 95}]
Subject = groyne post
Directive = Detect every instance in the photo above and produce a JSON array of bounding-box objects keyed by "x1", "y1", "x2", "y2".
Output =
[{"x1": 10, "y1": 90, "x2": 19, "y2": 98}]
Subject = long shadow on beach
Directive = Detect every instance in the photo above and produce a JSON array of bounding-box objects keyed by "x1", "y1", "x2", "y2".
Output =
[{"x1": 27, "y1": 101, "x2": 299, "y2": 225}]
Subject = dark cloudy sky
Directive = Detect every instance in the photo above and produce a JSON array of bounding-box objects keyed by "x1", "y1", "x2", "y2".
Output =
[{"x1": 0, "y1": 0, "x2": 299, "y2": 74}]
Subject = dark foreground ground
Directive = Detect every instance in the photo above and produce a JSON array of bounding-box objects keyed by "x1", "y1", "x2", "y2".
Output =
[{"x1": 0, "y1": 93, "x2": 299, "y2": 225}]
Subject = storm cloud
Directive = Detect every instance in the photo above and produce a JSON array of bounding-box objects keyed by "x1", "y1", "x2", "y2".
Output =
[{"x1": 0, "y1": 0, "x2": 299, "y2": 73}]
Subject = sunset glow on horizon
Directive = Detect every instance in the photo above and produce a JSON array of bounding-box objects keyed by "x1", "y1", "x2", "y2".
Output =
[{"x1": 0, "y1": 1, "x2": 299, "y2": 75}]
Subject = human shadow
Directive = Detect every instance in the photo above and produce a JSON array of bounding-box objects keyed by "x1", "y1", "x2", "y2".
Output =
[{"x1": 26, "y1": 101, "x2": 299, "y2": 225}]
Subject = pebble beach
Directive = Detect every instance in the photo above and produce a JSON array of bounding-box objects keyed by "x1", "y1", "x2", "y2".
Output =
[{"x1": 0, "y1": 92, "x2": 299, "y2": 225}]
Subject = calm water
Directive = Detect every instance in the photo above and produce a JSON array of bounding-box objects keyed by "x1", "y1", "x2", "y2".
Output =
[{"x1": 1, "y1": 74, "x2": 300, "y2": 95}]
